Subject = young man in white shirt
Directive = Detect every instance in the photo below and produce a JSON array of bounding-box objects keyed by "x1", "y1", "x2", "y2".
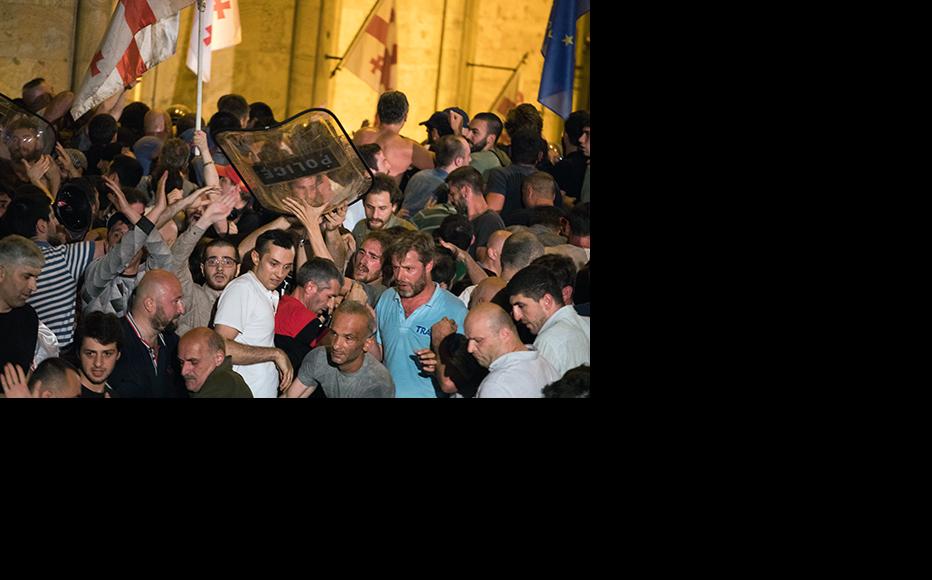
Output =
[{"x1": 213, "y1": 229, "x2": 294, "y2": 398}]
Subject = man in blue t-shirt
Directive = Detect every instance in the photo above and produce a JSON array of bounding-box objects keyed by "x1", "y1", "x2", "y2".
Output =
[{"x1": 374, "y1": 231, "x2": 467, "y2": 397}]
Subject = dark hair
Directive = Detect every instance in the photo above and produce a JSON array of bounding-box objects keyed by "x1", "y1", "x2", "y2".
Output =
[
  {"x1": 176, "y1": 114, "x2": 198, "y2": 137},
  {"x1": 530, "y1": 253, "x2": 576, "y2": 292},
  {"x1": 22, "y1": 77, "x2": 45, "y2": 91},
  {"x1": 472, "y1": 112, "x2": 503, "y2": 141},
  {"x1": 76, "y1": 311, "x2": 124, "y2": 352},
  {"x1": 567, "y1": 202, "x2": 590, "y2": 237},
  {"x1": 1, "y1": 193, "x2": 50, "y2": 238},
  {"x1": 505, "y1": 264, "x2": 564, "y2": 306},
  {"x1": 430, "y1": 246, "x2": 456, "y2": 287},
  {"x1": 149, "y1": 167, "x2": 184, "y2": 197},
  {"x1": 88, "y1": 114, "x2": 118, "y2": 147},
  {"x1": 564, "y1": 110, "x2": 590, "y2": 146},
  {"x1": 528, "y1": 206, "x2": 565, "y2": 231},
  {"x1": 438, "y1": 333, "x2": 487, "y2": 398},
  {"x1": 296, "y1": 256, "x2": 343, "y2": 288},
  {"x1": 248, "y1": 101, "x2": 276, "y2": 127},
  {"x1": 203, "y1": 238, "x2": 240, "y2": 264},
  {"x1": 388, "y1": 230, "x2": 434, "y2": 266},
  {"x1": 434, "y1": 135, "x2": 467, "y2": 167},
  {"x1": 510, "y1": 128, "x2": 544, "y2": 165},
  {"x1": 255, "y1": 228, "x2": 295, "y2": 255},
  {"x1": 208, "y1": 111, "x2": 241, "y2": 141},
  {"x1": 377, "y1": 91, "x2": 409, "y2": 125},
  {"x1": 119, "y1": 102, "x2": 151, "y2": 135},
  {"x1": 505, "y1": 103, "x2": 543, "y2": 137},
  {"x1": 217, "y1": 94, "x2": 249, "y2": 124},
  {"x1": 446, "y1": 166, "x2": 484, "y2": 195},
  {"x1": 437, "y1": 213, "x2": 473, "y2": 251},
  {"x1": 357, "y1": 143, "x2": 383, "y2": 171},
  {"x1": 122, "y1": 187, "x2": 150, "y2": 208},
  {"x1": 159, "y1": 138, "x2": 191, "y2": 171},
  {"x1": 109, "y1": 154, "x2": 143, "y2": 188},
  {"x1": 543, "y1": 365, "x2": 590, "y2": 398},
  {"x1": 522, "y1": 171, "x2": 558, "y2": 201},
  {"x1": 27, "y1": 357, "x2": 78, "y2": 394},
  {"x1": 366, "y1": 173, "x2": 401, "y2": 203}
]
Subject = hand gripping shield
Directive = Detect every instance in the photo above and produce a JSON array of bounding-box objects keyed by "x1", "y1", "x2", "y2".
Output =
[{"x1": 213, "y1": 108, "x2": 373, "y2": 216}]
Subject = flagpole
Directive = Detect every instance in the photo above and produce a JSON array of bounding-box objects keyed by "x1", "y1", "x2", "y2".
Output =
[
  {"x1": 330, "y1": 0, "x2": 382, "y2": 78},
  {"x1": 195, "y1": 0, "x2": 206, "y2": 141},
  {"x1": 489, "y1": 52, "x2": 528, "y2": 111}
]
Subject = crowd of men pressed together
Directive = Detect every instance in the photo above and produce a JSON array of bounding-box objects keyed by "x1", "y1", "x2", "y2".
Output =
[{"x1": 0, "y1": 81, "x2": 590, "y2": 398}]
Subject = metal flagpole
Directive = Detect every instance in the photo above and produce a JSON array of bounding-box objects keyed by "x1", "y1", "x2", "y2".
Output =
[
  {"x1": 195, "y1": 0, "x2": 207, "y2": 144},
  {"x1": 489, "y1": 52, "x2": 528, "y2": 111},
  {"x1": 330, "y1": 0, "x2": 382, "y2": 78}
]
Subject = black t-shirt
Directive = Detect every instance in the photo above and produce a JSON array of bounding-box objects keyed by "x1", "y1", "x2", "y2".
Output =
[
  {"x1": 549, "y1": 150, "x2": 588, "y2": 201},
  {"x1": 0, "y1": 305, "x2": 39, "y2": 371}
]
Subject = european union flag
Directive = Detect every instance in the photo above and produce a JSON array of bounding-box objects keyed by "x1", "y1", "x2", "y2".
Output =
[{"x1": 538, "y1": 0, "x2": 590, "y2": 119}]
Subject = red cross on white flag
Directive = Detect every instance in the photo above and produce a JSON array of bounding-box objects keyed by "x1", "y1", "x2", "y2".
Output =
[
  {"x1": 186, "y1": 0, "x2": 242, "y2": 82},
  {"x1": 71, "y1": 0, "x2": 195, "y2": 120},
  {"x1": 341, "y1": 0, "x2": 397, "y2": 93}
]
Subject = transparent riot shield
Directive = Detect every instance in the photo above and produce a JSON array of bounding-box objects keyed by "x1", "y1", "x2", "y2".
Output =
[
  {"x1": 213, "y1": 108, "x2": 373, "y2": 216},
  {"x1": 0, "y1": 92, "x2": 58, "y2": 166}
]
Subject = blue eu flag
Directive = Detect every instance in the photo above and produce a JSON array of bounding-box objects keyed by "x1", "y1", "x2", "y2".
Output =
[{"x1": 538, "y1": 0, "x2": 590, "y2": 120}]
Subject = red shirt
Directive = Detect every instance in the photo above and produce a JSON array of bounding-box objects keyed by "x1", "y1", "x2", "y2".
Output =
[{"x1": 274, "y1": 294, "x2": 329, "y2": 347}]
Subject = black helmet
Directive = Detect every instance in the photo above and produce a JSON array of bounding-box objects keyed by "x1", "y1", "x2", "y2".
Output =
[{"x1": 54, "y1": 181, "x2": 93, "y2": 233}]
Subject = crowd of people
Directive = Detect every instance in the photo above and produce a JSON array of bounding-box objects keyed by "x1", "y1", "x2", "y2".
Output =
[{"x1": 0, "y1": 81, "x2": 590, "y2": 398}]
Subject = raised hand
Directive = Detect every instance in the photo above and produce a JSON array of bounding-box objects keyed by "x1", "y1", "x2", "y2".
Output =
[
  {"x1": 0, "y1": 363, "x2": 32, "y2": 398},
  {"x1": 192, "y1": 130, "x2": 209, "y2": 156},
  {"x1": 54, "y1": 143, "x2": 79, "y2": 177},
  {"x1": 282, "y1": 196, "x2": 326, "y2": 232},
  {"x1": 23, "y1": 155, "x2": 52, "y2": 185},
  {"x1": 322, "y1": 202, "x2": 348, "y2": 232},
  {"x1": 201, "y1": 190, "x2": 238, "y2": 224}
]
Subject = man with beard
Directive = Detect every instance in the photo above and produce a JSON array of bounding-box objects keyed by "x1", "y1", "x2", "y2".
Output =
[
  {"x1": 446, "y1": 166, "x2": 505, "y2": 264},
  {"x1": 373, "y1": 230, "x2": 467, "y2": 397},
  {"x1": 347, "y1": 230, "x2": 392, "y2": 307},
  {"x1": 1, "y1": 193, "x2": 104, "y2": 352},
  {"x1": 177, "y1": 327, "x2": 252, "y2": 398},
  {"x1": 73, "y1": 311, "x2": 123, "y2": 398},
  {"x1": 466, "y1": 112, "x2": 510, "y2": 177},
  {"x1": 108, "y1": 269, "x2": 187, "y2": 398},
  {"x1": 350, "y1": 173, "x2": 416, "y2": 250},
  {"x1": 170, "y1": 190, "x2": 239, "y2": 336},
  {"x1": 3, "y1": 116, "x2": 61, "y2": 198},
  {"x1": 285, "y1": 300, "x2": 394, "y2": 398}
]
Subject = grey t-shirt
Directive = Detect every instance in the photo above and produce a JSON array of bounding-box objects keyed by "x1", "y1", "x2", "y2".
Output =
[{"x1": 297, "y1": 348, "x2": 395, "y2": 398}]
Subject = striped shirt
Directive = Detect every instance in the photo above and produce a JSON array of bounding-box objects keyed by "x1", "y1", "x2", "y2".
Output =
[{"x1": 28, "y1": 240, "x2": 96, "y2": 348}]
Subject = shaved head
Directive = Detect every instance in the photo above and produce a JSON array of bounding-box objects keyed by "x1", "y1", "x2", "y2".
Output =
[
  {"x1": 469, "y1": 276, "x2": 507, "y2": 309},
  {"x1": 179, "y1": 327, "x2": 226, "y2": 355},
  {"x1": 487, "y1": 229, "x2": 512, "y2": 256},
  {"x1": 464, "y1": 302, "x2": 520, "y2": 368},
  {"x1": 135, "y1": 269, "x2": 181, "y2": 303}
]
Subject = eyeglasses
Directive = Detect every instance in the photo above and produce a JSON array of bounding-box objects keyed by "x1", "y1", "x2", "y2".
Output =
[{"x1": 204, "y1": 257, "x2": 238, "y2": 268}]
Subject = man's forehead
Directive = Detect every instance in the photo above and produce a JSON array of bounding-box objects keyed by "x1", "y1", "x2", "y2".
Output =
[
  {"x1": 362, "y1": 240, "x2": 383, "y2": 253},
  {"x1": 81, "y1": 336, "x2": 117, "y2": 350},
  {"x1": 206, "y1": 246, "x2": 236, "y2": 258}
]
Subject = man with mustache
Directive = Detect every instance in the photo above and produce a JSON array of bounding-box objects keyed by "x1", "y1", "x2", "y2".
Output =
[
  {"x1": 177, "y1": 327, "x2": 252, "y2": 398},
  {"x1": 348, "y1": 230, "x2": 392, "y2": 308},
  {"x1": 213, "y1": 229, "x2": 294, "y2": 398},
  {"x1": 373, "y1": 231, "x2": 467, "y2": 398},
  {"x1": 350, "y1": 174, "x2": 416, "y2": 251}
]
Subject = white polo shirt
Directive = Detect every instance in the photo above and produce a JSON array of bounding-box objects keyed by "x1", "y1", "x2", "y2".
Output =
[
  {"x1": 476, "y1": 349, "x2": 560, "y2": 398},
  {"x1": 534, "y1": 305, "x2": 590, "y2": 377},
  {"x1": 214, "y1": 271, "x2": 280, "y2": 398}
]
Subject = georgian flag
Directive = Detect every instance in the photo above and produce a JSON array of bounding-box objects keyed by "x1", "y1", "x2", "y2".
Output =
[
  {"x1": 341, "y1": 0, "x2": 397, "y2": 93},
  {"x1": 186, "y1": 0, "x2": 242, "y2": 82},
  {"x1": 71, "y1": 0, "x2": 194, "y2": 120}
]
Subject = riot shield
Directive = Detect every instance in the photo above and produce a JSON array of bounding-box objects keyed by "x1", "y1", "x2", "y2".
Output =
[
  {"x1": 213, "y1": 108, "x2": 373, "y2": 216},
  {"x1": 0, "y1": 92, "x2": 58, "y2": 166}
]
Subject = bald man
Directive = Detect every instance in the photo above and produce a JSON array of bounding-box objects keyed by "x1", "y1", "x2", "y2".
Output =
[
  {"x1": 108, "y1": 269, "x2": 188, "y2": 398},
  {"x1": 463, "y1": 302, "x2": 559, "y2": 398},
  {"x1": 178, "y1": 328, "x2": 252, "y2": 398}
]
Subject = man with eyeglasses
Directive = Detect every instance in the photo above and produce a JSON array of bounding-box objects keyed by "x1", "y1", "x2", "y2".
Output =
[{"x1": 170, "y1": 191, "x2": 239, "y2": 336}]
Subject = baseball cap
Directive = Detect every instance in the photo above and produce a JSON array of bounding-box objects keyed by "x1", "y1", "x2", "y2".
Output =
[
  {"x1": 419, "y1": 111, "x2": 453, "y2": 136},
  {"x1": 63, "y1": 148, "x2": 88, "y2": 171}
]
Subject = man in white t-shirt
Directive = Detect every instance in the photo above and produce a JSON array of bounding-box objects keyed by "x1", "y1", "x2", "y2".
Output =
[
  {"x1": 505, "y1": 265, "x2": 589, "y2": 377},
  {"x1": 464, "y1": 302, "x2": 559, "y2": 398},
  {"x1": 213, "y1": 229, "x2": 294, "y2": 398}
]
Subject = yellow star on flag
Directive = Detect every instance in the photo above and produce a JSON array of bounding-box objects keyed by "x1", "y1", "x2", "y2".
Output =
[{"x1": 562, "y1": 34, "x2": 574, "y2": 47}]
